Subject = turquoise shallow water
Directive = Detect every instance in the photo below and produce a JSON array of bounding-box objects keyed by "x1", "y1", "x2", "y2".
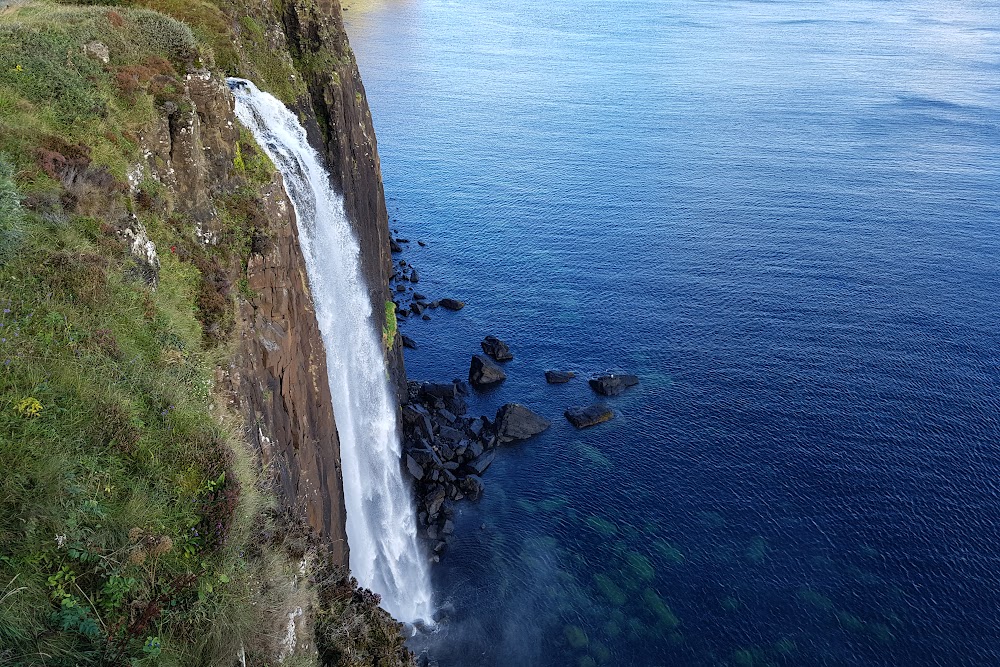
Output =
[{"x1": 344, "y1": 0, "x2": 1000, "y2": 664}]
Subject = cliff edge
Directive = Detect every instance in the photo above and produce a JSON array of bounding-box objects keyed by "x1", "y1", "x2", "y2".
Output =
[{"x1": 0, "y1": 1, "x2": 411, "y2": 664}]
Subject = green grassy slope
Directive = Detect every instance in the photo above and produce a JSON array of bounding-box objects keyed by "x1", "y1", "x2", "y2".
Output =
[{"x1": 0, "y1": 5, "x2": 287, "y2": 665}]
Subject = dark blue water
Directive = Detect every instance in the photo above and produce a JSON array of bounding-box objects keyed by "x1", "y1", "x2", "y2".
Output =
[{"x1": 343, "y1": 0, "x2": 1000, "y2": 664}]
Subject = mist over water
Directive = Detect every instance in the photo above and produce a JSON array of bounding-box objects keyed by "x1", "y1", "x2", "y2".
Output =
[
  {"x1": 229, "y1": 79, "x2": 433, "y2": 624},
  {"x1": 345, "y1": 0, "x2": 1000, "y2": 665}
]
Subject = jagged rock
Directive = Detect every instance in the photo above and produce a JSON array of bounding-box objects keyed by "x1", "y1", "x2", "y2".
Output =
[
  {"x1": 495, "y1": 403, "x2": 551, "y2": 442},
  {"x1": 390, "y1": 239, "x2": 402, "y2": 253},
  {"x1": 589, "y1": 373, "x2": 639, "y2": 396},
  {"x1": 565, "y1": 404, "x2": 614, "y2": 429},
  {"x1": 396, "y1": 238, "x2": 410, "y2": 243},
  {"x1": 413, "y1": 292, "x2": 427, "y2": 301},
  {"x1": 405, "y1": 455, "x2": 424, "y2": 480},
  {"x1": 422, "y1": 315, "x2": 431, "y2": 321},
  {"x1": 401, "y1": 334, "x2": 418, "y2": 350},
  {"x1": 421, "y1": 382, "x2": 457, "y2": 399},
  {"x1": 410, "y1": 269, "x2": 420, "y2": 283},
  {"x1": 460, "y1": 475, "x2": 484, "y2": 501},
  {"x1": 418, "y1": 240, "x2": 427, "y2": 247},
  {"x1": 438, "y1": 425, "x2": 464, "y2": 443},
  {"x1": 411, "y1": 302, "x2": 425, "y2": 315},
  {"x1": 545, "y1": 370, "x2": 576, "y2": 384},
  {"x1": 480, "y1": 335, "x2": 513, "y2": 361},
  {"x1": 438, "y1": 408, "x2": 457, "y2": 423},
  {"x1": 408, "y1": 445, "x2": 443, "y2": 469},
  {"x1": 439, "y1": 298, "x2": 465, "y2": 311},
  {"x1": 395, "y1": 284, "x2": 406, "y2": 292},
  {"x1": 469, "y1": 354, "x2": 506, "y2": 388},
  {"x1": 466, "y1": 450, "x2": 496, "y2": 475},
  {"x1": 439, "y1": 441, "x2": 456, "y2": 459},
  {"x1": 425, "y1": 486, "x2": 447, "y2": 516},
  {"x1": 468, "y1": 439, "x2": 484, "y2": 458},
  {"x1": 442, "y1": 520, "x2": 455, "y2": 536},
  {"x1": 444, "y1": 393, "x2": 467, "y2": 417}
]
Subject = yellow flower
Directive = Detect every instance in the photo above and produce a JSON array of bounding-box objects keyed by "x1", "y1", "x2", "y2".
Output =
[
  {"x1": 12, "y1": 65, "x2": 23, "y2": 73},
  {"x1": 14, "y1": 397, "x2": 42, "y2": 418}
]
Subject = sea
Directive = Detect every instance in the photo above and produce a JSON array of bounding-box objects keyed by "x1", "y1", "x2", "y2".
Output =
[{"x1": 342, "y1": 0, "x2": 1000, "y2": 664}]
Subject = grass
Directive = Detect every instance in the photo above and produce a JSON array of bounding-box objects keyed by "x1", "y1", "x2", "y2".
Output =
[
  {"x1": 0, "y1": 2, "x2": 412, "y2": 666},
  {"x1": 0, "y1": 4, "x2": 286, "y2": 664}
]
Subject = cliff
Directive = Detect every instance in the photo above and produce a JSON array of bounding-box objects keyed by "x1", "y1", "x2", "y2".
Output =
[{"x1": 0, "y1": 1, "x2": 410, "y2": 664}]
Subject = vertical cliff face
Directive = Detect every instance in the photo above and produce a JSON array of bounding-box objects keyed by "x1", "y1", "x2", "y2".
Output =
[
  {"x1": 230, "y1": 179, "x2": 349, "y2": 564},
  {"x1": 137, "y1": 62, "x2": 351, "y2": 563},
  {"x1": 145, "y1": 0, "x2": 404, "y2": 564}
]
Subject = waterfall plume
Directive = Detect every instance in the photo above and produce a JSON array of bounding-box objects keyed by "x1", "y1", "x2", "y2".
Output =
[{"x1": 229, "y1": 78, "x2": 433, "y2": 623}]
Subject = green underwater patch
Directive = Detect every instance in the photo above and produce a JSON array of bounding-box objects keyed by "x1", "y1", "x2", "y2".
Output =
[{"x1": 586, "y1": 515, "x2": 619, "y2": 538}]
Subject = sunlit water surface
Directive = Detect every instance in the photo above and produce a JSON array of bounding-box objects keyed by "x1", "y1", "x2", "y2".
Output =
[{"x1": 344, "y1": 0, "x2": 1000, "y2": 664}]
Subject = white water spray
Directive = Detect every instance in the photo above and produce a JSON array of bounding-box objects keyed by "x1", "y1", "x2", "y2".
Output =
[{"x1": 229, "y1": 79, "x2": 433, "y2": 623}]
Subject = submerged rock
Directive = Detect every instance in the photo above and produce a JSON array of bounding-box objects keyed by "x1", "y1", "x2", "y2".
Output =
[
  {"x1": 401, "y1": 334, "x2": 418, "y2": 350},
  {"x1": 469, "y1": 354, "x2": 507, "y2": 388},
  {"x1": 480, "y1": 335, "x2": 513, "y2": 361},
  {"x1": 589, "y1": 373, "x2": 639, "y2": 396},
  {"x1": 545, "y1": 370, "x2": 576, "y2": 384},
  {"x1": 495, "y1": 403, "x2": 551, "y2": 442},
  {"x1": 565, "y1": 404, "x2": 614, "y2": 429},
  {"x1": 439, "y1": 298, "x2": 465, "y2": 311}
]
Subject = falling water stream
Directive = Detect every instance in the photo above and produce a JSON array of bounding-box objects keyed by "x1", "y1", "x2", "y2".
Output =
[{"x1": 228, "y1": 78, "x2": 433, "y2": 624}]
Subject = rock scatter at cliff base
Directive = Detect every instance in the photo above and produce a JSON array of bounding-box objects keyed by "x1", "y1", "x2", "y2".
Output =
[
  {"x1": 400, "y1": 381, "x2": 549, "y2": 560},
  {"x1": 389, "y1": 226, "x2": 642, "y2": 562}
]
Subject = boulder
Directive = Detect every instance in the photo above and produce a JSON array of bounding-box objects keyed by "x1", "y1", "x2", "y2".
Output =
[
  {"x1": 424, "y1": 486, "x2": 447, "y2": 516},
  {"x1": 438, "y1": 425, "x2": 465, "y2": 443},
  {"x1": 469, "y1": 354, "x2": 507, "y2": 388},
  {"x1": 565, "y1": 404, "x2": 614, "y2": 429},
  {"x1": 468, "y1": 439, "x2": 484, "y2": 458},
  {"x1": 589, "y1": 374, "x2": 639, "y2": 396},
  {"x1": 405, "y1": 455, "x2": 424, "y2": 480},
  {"x1": 413, "y1": 292, "x2": 427, "y2": 301},
  {"x1": 545, "y1": 370, "x2": 576, "y2": 384},
  {"x1": 460, "y1": 475, "x2": 484, "y2": 501},
  {"x1": 466, "y1": 450, "x2": 496, "y2": 475},
  {"x1": 83, "y1": 41, "x2": 110, "y2": 64},
  {"x1": 480, "y1": 335, "x2": 513, "y2": 361},
  {"x1": 421, "y1": 382, "x2": 457, "y2": 400},
  {"x1": 495, "y1": 403, "x2": 551, "y2": 442},
  {"x1": 439, "y1": 298, "x2": 465, "y2": 311},
  {"x1": 410, "y1": 269, "x2": 420, "y2": 283},
  {"x1": 411, "y1": 302, "x2": 425, "y2": 315},
  {"x1": 390, "y1": 239, "x2": 403, "y2": 253},
  {"x1": 402, "y1": 334, "x2": 418, "y2": 350},
  {"x1": 418, "y1": 240, "x2": 427, "y2": 247}
]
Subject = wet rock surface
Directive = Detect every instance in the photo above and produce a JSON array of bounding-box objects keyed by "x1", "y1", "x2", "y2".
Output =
[
  {"x1": 438, "y1": 298, "x2": 466, "y2": 311},
  {"x1": 400, "y1": 380, "x2": 547, "y2": 560},
  {"x1": 565, "y1": 404, "x2": 614, "y2": 429},
  {"x1": 480, "y1": 335, "x2": 513, "y2": 361},
  {"x1": 469, "y1": 354, "x2": 507, "y2": 388},
  {"x1": 545, "y1": 370, "x2": 576, "y2": 384},
  {"x1": 495, "y1": 403, "x2": 552, "y2": 442},
  {"x1": 589, "y1": 373, "x2": 640, "y2": 396}
]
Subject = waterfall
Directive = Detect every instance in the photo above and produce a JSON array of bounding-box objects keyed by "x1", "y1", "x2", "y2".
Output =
[{"x1": 229, "y1": 78, "x2": 433, "y2": 623}]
